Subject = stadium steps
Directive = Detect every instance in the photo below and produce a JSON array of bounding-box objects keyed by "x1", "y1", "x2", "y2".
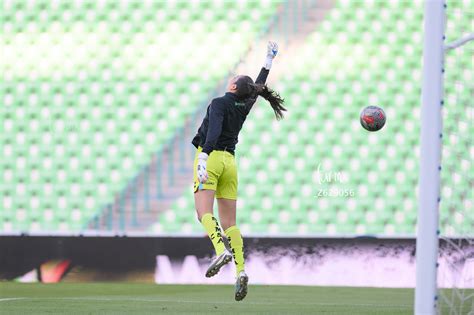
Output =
[
  {"x1": 89, "y1": 134, "x2": 195, "y2": 232},
  {"x1": 235, "y1": 0, "x2": 334, "y2": 81},
  {"x1": 291, "y1": 0, "x2": 335, "y2": 38}
]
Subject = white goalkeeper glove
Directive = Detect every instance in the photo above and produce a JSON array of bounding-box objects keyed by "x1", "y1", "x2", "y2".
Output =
[
  {"x1": 197, "y1": 152, "x2": 209, "y2": 184},
  {"x1": 264, "y1": 41, "x2": 278, "y2": 70}
]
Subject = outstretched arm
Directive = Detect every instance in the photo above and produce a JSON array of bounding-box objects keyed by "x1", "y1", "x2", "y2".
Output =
[{"x1": 255, "y1": 41, "x2": 278, "y2": 84}]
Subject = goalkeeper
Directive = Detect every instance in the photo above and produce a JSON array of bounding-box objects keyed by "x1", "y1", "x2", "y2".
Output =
[{"x1": 191, "y1": 41, "x2": 286, "y2": 301}]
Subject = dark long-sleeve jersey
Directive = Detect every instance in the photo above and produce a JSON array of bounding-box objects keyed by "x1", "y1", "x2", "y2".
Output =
[{"x1": 192, "y1": 67, "x2": 269, "y2": 155}]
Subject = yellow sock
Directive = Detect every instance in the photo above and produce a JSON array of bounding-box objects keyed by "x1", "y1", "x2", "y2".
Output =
[
  {"x1": 200, "y1": 213, "x2": 225, "y2": 256},
  {"x1": 225, "y1": 226, "x2": 245, "y2": 275}
]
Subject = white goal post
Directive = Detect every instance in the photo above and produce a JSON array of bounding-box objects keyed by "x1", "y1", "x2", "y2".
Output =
[{"x1": 415, "y1": 1, "x2": 474, "y2": 314}]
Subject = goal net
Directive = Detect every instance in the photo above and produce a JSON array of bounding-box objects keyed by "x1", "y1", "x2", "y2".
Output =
[{"x1": 438, "y1": 0, "x2": 474, "y2": 314}]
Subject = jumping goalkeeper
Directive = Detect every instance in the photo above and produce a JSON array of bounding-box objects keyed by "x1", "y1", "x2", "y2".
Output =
[{"x1": 191, "y1": 41, "x2": 286, "y2": 301}]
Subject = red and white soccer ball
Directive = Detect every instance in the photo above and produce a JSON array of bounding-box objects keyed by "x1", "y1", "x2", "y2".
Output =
[{"x1": 360, "y1": 106, "x2": 386, "y2": 132}]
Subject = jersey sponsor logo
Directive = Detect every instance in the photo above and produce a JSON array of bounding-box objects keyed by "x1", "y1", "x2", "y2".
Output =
[
  {"x1": 234, "y1": 101, "x2": 246, "y2": 107},
  {"x1": 194, "y1": 181, "x2": 215, "y2": 191}
]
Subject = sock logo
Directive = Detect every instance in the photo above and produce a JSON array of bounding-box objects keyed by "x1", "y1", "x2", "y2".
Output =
[
  {"x1": 231, "y1": 248, "x2": 237, "y2": 263},
  {"x1": 211, "y1": 217, "x2": 224, "y2": 243}
]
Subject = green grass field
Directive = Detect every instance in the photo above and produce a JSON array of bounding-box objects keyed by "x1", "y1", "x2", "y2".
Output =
[{"x1": 0, "y1": 282, "x2": 416, "y2": 315}]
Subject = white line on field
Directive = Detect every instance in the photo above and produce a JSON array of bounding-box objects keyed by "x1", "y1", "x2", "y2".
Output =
[
  {"x1": 0, "y1": 298, "x2": 26, "y2": 302},
  {"x1": 2, "y1": 296, "x2": 412, "y2": 309}
]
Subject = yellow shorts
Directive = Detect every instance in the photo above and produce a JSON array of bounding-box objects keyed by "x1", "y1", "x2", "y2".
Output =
[{"x1": 193, "y1": 146, "x2": 238, "y2": 200}]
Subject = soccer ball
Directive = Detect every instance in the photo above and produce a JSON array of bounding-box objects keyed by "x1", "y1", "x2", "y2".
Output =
[{"x1": 360, "y1": 106, "x2": 386, "y2": 132}]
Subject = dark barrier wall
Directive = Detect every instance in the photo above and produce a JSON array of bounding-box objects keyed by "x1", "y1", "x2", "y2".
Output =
[{"x1": 0, "y1": 236, "x2": 416, "y2": 280}]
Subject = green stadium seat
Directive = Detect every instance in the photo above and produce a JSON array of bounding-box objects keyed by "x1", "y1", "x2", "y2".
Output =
[
  {"x1": 1, "y1": 0, "x2": 283, "y2": 233},
  {"x1": 4, "y1": 0, "x2": 471, "y2": 237}
]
